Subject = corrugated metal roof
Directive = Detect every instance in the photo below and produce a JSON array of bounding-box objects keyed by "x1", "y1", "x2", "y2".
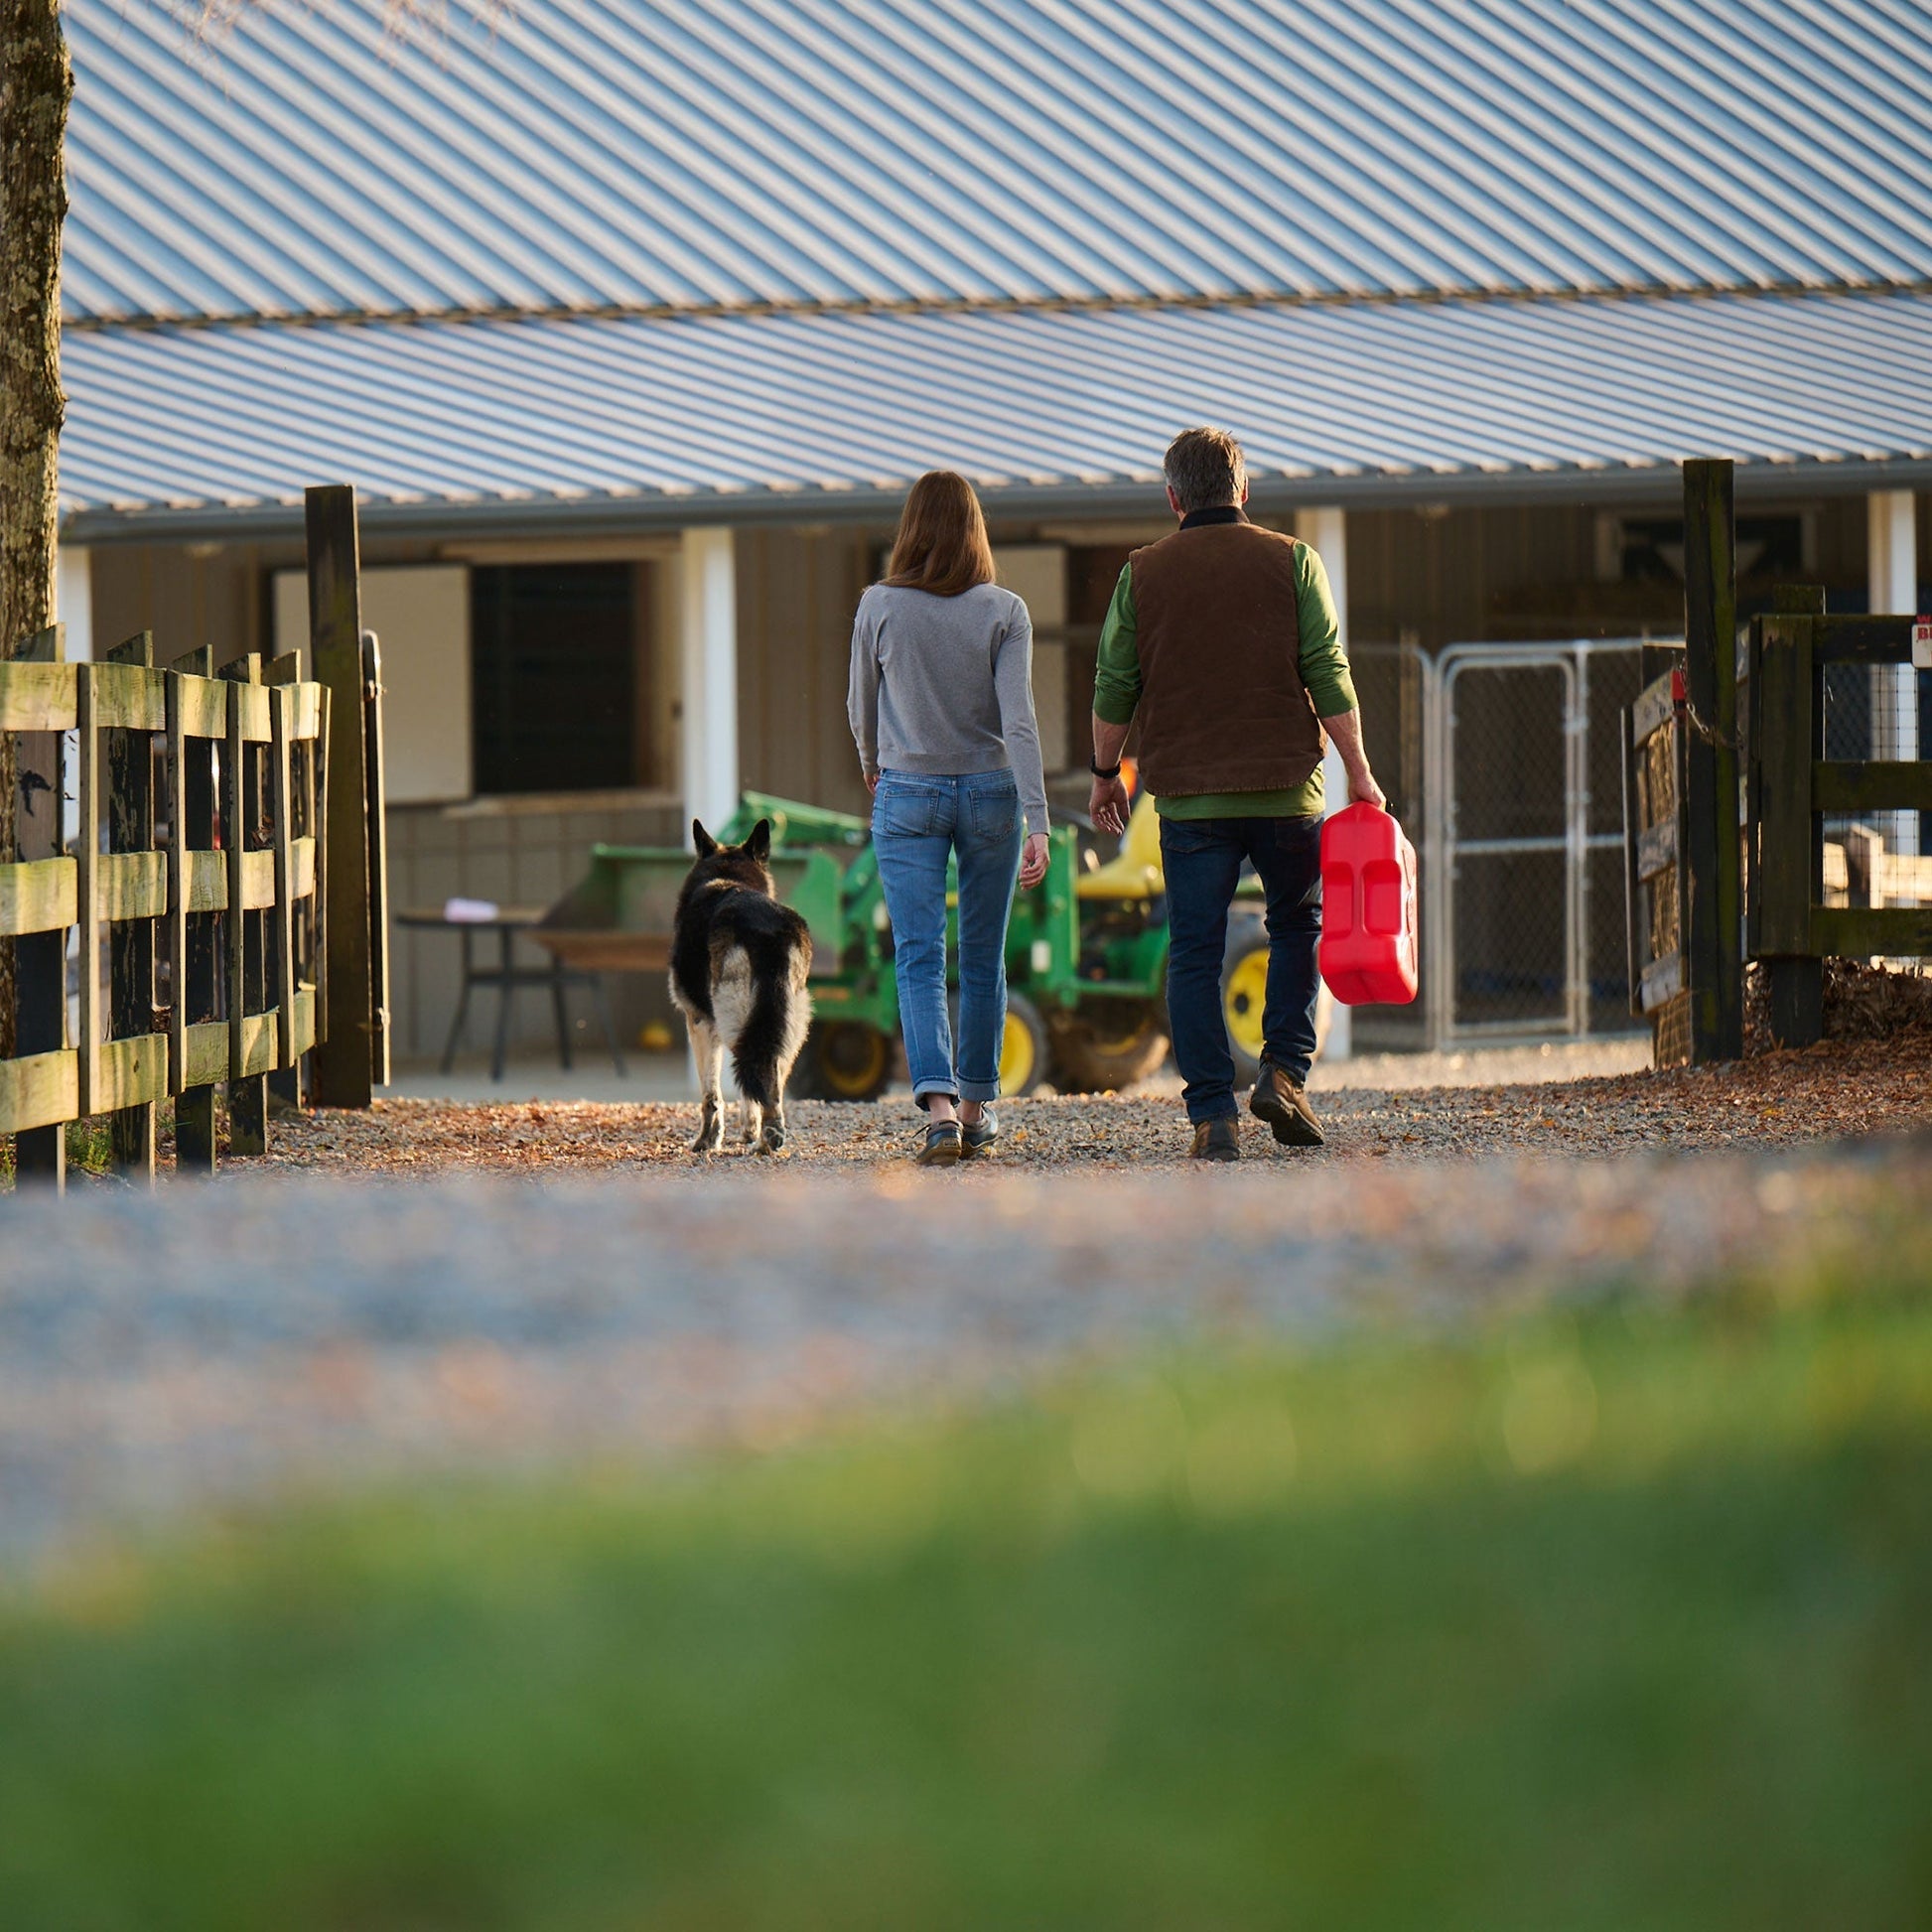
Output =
[
  {"x1": 59, "y1": 289, "x2": 1932, "y2": 532},
  {"x1": 64, "y1": 0, "x2": 1932, "y2": 325}
]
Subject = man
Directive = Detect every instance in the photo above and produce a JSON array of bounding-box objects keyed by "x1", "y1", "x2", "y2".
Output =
[{"x1": 1089, "y1": 426, "x2": 1384, "y2": 1162}]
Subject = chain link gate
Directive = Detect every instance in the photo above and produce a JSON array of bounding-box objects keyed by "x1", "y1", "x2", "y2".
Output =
[{"x1": 1420, "y1": 640, "x2": 1652, "y2": 1043}]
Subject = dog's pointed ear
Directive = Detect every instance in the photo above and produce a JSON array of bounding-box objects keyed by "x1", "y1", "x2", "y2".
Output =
[
  {"x1": 692, "y1": 820, "x2": 718, "y2": 857},
  {"x1": 746, "y1": 818, "x2": 772, "y2": 863}
]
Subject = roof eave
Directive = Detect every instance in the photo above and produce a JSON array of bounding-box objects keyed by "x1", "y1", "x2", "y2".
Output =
[{"x1": 60, "y1": 455, "x2": 1932, "y2": 547}]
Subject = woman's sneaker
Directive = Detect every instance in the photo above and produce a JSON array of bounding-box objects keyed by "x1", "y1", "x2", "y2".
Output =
[
  {"x1": 916, "y1": 1121, "x2": 963, "y2": 1167},
  {"x1": 961, "y1": 1105, "x2": 998, "y2": 1158}
]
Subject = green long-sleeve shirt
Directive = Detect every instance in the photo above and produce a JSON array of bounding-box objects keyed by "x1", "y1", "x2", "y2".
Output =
[{"x1": 1092, "y1": 532, "x2": 1357, "y2": 819}]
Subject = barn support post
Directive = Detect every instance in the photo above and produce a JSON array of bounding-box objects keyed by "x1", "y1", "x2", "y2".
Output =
[
  {"x1": 1867, "y1": 488, "x2": 1919, "y2": 860},
  {"x1": 680, "y1": 526, "x2": 740, "y2": 849},
  {"x1": 56, "y1": 544, "x2": 91, "y2": 668},
  {"x1": 1681, "y1": 459, "x2": 1743, "y2": 1063},
  {"x1": 307, "y1": 483, "x2": 374, "y2": 1109},
  {"x1": 1298, "y1": 505, "x2": 1352, "y2": 1060}
]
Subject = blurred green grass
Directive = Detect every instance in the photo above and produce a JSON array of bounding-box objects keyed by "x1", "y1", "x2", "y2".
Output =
[{"x1": 4, "y1": 1269, "x2": 1930, "y2": 1932}]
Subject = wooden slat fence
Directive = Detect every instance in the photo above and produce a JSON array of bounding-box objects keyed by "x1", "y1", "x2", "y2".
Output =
[
  {"x1": 1747, "y1": 601, "x2": 1932, "y2": 1046},
  {"x1": 1, "y1": 627, "x2": 329, "y2": 1187}
]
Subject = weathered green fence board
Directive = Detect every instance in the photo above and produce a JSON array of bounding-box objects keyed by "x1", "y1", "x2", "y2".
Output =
[
  {"x1": 174, "y1": 674, "x2": 228, "y2": 742},
  {"x1": 90, "y1": 662, "x2": 167, "y2": 733},
  {"x1": 1810, "y1": 907, "x2": 1932, "y2": 957},
  {"x1": 0, "y1": 1050, "x2": 78, "y2": 1137},
  {"x1": 0, "y1": 857, "x2": 77, "y2": 938},
  {"x1": 1811, "y1": 760, "x2": 1932, "y2": 815},
  {"x1": 98, "y1": 851, "x2": 168, "y2": 922},
  {"x1": 98, "y1": 1033, "x2": 170, "y2": 1112},
  {"x1": 1812, "y1": 615, "x2": 1928, "y2": 664},
  {"x1": 185, "y1": 850, "x2": 229, "y2": 916},
  {"x1": 182, "y1": 1022, "x2": 232, "y2": 1093},
  {"x1": 0, "y1": 659, "x2": 76, "y2": 732}
]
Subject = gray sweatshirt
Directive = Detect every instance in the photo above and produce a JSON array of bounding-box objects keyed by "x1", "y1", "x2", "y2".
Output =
[{"x1": 847, "y1": 581, "x2": 1049, "y2": 833}]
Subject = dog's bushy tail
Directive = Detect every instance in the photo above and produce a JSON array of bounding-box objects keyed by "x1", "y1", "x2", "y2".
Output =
[{"x1": 732, "y1": 938, "x2": 811, "y2": 1109}]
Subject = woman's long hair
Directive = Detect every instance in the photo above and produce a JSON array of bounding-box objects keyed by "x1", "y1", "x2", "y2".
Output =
[{"x1": 884, "y1": 471, "x2": 996, "y2": 597}]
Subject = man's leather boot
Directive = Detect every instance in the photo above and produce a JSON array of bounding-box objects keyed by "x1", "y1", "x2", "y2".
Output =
[
  {"x1": 1189, "y1": 1118, "x2": 1240, "y2": 1162},
  {"x1": 1249, "y1": 1058, "x2": 1324, "y2": 1147}
]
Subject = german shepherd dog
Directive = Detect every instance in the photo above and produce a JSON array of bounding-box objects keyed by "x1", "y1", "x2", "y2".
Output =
[{"x1": 669, "y1": 819, "x2": 813, "y2": 1155}]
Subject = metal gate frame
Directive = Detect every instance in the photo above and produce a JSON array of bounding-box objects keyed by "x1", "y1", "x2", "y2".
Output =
[{"x1": 1423, "y1": 639, "x2": 1663, "y2": 1045}]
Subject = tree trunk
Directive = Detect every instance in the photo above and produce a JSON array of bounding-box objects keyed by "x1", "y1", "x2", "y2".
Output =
[{"x1": 0, "y1": 0, "x2": 70, "y2": 1056}]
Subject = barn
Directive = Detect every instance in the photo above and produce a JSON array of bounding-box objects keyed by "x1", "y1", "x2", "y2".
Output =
[{"x1": 52, "y1": 0, "x2": 1932, "y2": 1061}]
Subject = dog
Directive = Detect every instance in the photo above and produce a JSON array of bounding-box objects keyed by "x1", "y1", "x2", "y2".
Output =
[{"x1": 669, "y1": 818, "x2": 813, "y2": 1155}]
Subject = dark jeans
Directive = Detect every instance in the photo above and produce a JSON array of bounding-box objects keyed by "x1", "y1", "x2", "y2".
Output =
[{"x1": 1159, "y1": 812, "x2": 1323, "y2": 1125}]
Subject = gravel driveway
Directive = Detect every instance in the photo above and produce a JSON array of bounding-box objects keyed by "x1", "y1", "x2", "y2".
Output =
[
  {"x1": 4, "y1": 1032, "x2": 1927, "y2": 1568},
  {"x1": 253, "y1": 1032, "x2": 1929, "y2": 1175}
]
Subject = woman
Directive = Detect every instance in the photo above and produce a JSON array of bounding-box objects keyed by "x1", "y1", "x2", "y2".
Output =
[{"x1": 848, "y1": 471, "x2": 1050, "y2": 1166}]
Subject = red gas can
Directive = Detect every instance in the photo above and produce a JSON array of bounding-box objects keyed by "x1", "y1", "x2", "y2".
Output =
[{"x1": 1319, "y1": 803, "x2": 1419, "y2": 1006}]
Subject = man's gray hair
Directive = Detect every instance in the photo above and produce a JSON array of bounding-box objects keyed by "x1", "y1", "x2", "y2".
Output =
[{"x1": 1164, "y1": 426, "x2": 1247, "y2": 514}]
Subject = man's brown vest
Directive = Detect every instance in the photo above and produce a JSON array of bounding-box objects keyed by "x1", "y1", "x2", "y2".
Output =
[{"x1": 1129, "y1": 515, "x2": 1323, "y2": 798}]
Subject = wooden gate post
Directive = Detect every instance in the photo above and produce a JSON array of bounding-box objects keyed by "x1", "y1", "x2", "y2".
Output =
[
  {"x1": 1753, "y1": 587, "x2": 1827, "y2": 1047},
  {"x1": 307, "y1": 484, "x2": 374, "y2": 1109},
  {"x1": 361, "y1": 629, "x2": 391, "y2": 1090},
  {"x1": 12, "y1": 623, "x2": 66, "y2": 1186},
  {"x1": 1682, "y1": 459, "x2": 1743, "y2": 1062}
]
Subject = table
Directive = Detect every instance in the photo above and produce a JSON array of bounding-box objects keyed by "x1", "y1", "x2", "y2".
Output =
[{"x1": 396, "y1": 906, "x2": 627, "y2": 1082}]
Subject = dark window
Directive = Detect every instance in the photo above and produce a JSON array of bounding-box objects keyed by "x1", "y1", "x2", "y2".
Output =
[
  {"x1": 1617, "y1": 515, "x2": 1806, "y2": 584},
  {"x1": 471, "y1": 563, "x2": 639, "y2": 795}
]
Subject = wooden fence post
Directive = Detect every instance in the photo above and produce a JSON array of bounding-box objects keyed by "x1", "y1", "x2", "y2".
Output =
[
  {"x1": 307, "y1": 485, "x2": 373, "y2": 1110},
  {"x1": 106, "y1": 630, "x2": 158, "y2": 1179},
  {"x1": 221, "y1": 654, "x2": 268, "y2": 1156},
  {"x1": 170, "y1": 643, "x2": 218, "y2": 1173},
  {"x1": 1754, "y1": 587, "x2": 1828, "y2": 1047},
  {"x1": 1682, "y1": 459, "x2": 1743, "y2": 1063},
  {"x1": 13, "y1": 622, "x2": 66, "y2": 1187},
  {"x1": 264, "y1": 653, "x2": 303, "y2": 1114},
  {"x1": 362, "y1": 630, "x2": 391, "y2": 1090}
]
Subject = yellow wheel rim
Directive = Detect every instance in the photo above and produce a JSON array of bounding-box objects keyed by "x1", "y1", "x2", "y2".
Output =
[
  {"x1": 1223, "y1": 948, "x2": 1271, "y2": 1061},
  {"x1": 821, "y1": 1026, "x2": 889, "y2": 1098},
  {"x1": 1000, "y1": 1011, "x2": 1037, "y2": 1094}
]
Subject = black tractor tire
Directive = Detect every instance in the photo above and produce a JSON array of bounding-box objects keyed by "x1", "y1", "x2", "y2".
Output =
[
  {"x1": 788, "y1": 1021, "x2": 894, "y2": 1102},
  {"x1": 1048, "y1": 998, "x2": 1172, "y2": 1093}
]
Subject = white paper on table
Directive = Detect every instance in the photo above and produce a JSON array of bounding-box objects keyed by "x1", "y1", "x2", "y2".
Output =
[{"x1": 444, "y1": 897, "x2": 500, "y2": 922}]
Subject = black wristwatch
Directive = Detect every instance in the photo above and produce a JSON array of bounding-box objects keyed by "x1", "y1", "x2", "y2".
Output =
[{"x1": 1089, "y1": 757, "x2": 1123, "y2": 780}]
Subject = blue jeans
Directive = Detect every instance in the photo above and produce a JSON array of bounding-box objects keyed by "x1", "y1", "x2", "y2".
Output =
[
  {"x1": 873, "y1": 769, "x2": 1024, "y2": 1109},
  {"x1": 1160, "y1": 813, "x2": 1323, "y2": 1124}
]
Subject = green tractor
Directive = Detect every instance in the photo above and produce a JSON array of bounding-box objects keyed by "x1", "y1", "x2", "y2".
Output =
[{"x1": 537, "y1": 789, "x2": 1302, "y2": 1102}]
